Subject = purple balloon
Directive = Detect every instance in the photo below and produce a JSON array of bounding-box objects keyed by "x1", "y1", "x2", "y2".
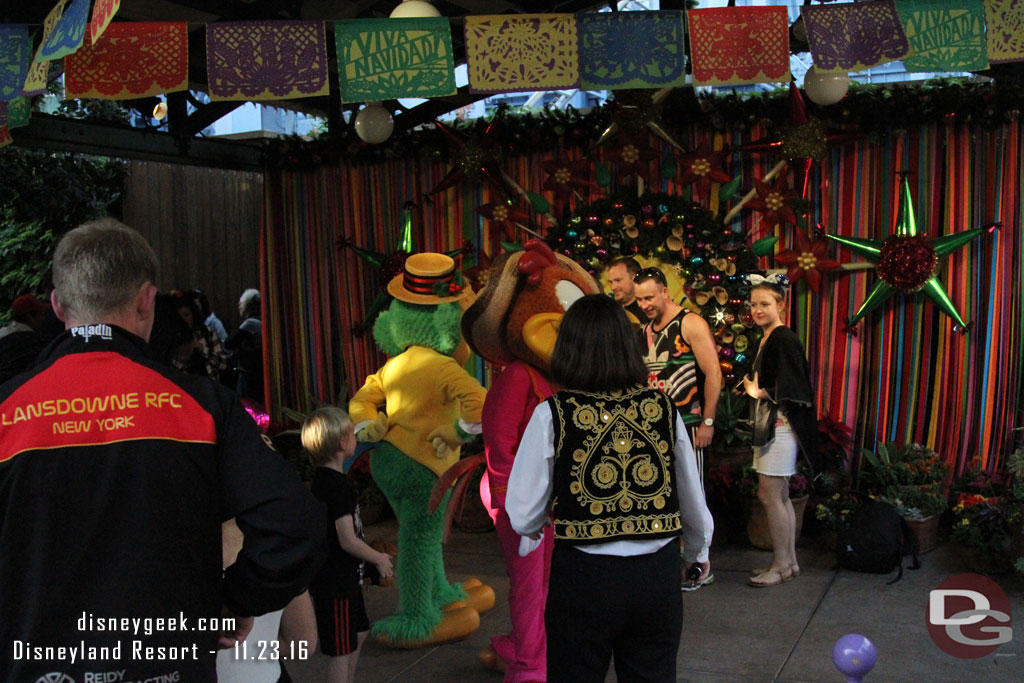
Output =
[{"x1": 832, "y1": 633, "x2": 877, "y2": 683}]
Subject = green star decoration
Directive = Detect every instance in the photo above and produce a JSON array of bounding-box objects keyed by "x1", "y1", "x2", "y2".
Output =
[{"x1": 827, "y1": 175, "x2": 986, "y2": 331}]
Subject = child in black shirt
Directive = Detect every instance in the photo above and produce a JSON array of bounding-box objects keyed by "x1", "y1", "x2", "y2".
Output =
[{"x1": 302, "y1": 407, "x2": 394, "y2": 683}]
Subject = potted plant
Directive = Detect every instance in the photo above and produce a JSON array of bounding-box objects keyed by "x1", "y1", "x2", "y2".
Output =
[
  {"x1": 860, "y1": 441, "x2": 949, "y2": 552},
  {"x1": 816, "y1": 413, "x2": 854, "y2": 492},
  {"x1": 813, "y1": 490, "x2": 865, "y2": 550},
  {"x1": 737, "y1": 465, "x2": 811, "y2": 550},
  {"x1": 710, "y1": 391, "x2": 753, "y2": 468},
  {"x1": 949, "y1": 451, "x2": 1024, "y2": 574},
  {"x1": 705, "y1": 465, "x2": 746, "y2": 545}
]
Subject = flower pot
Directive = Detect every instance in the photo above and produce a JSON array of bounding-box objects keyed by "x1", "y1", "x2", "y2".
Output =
[
  {"x1": 904, "y1": 514, "x2": 939, "y2": 554},
  {"x1": 746, "y1": 495, "x2": 808, "y2": 551}
]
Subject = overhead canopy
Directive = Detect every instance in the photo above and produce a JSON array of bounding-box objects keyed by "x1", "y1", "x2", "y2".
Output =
[{"x1": 5, "y1": 0, "x2": 625, "y2": 166}]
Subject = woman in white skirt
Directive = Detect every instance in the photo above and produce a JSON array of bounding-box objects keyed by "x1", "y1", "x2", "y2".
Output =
[{"x1": 742, "y1": 274, "x2": 817, "y2": 587}]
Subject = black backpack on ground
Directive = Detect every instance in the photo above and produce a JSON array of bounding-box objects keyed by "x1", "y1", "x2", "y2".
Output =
[{"x1": 836, "y1": 499, "x2": 920, "y2": 584}]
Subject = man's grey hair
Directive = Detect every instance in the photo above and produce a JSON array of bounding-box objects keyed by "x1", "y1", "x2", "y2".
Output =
[
  {"x1": 239, "y1": 288, "x2": 261, "y2": 319},
  {"x1": 52, "y1": 218, "x2": 158, "y2": 322}
]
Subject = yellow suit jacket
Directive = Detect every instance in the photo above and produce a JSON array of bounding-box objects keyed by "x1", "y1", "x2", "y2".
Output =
[{"x1": 349, "y1": 345, "x2": 487, "y2": 477}]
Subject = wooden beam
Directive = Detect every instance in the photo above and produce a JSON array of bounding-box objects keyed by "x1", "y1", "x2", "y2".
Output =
[{"x1": 13, "y1": 114, "x2": 264, "y2": 171}]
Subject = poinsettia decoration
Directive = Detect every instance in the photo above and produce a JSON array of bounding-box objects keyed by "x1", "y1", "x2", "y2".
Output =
[
  {"x1": 606, "y1": 131, "x2": 657, "y2": 182},
  {"x1": 774, "y1": 229, "x2": 839, "y2": 292},
  {"x1": 677, "y1": 139, "x2": 731, "y2": 198},
  {"x1": 477, "y1": 198, "x2": 534, "y2": 242},
  {"x1": 542, "y1": 157, "x2": 590, "y2": 206},
  {"x1": 746, "y1": 175, "x2": 800, "y2": 234}
]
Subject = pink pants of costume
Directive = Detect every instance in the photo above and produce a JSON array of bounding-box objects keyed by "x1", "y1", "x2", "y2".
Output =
[{"x1": 491, "y1": 508, "x2": 552, "y2": 683}]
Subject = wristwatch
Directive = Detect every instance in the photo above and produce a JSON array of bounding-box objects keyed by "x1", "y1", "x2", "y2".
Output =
[{"x1": 702, "y1": 417, "x2": 715, "y2": 427}]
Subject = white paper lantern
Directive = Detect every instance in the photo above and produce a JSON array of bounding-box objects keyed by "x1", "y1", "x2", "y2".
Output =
[
  {"x1": 803, "y1": 66, "x2": 850, "y2": 106},
  {"x1": 354, "y1": 103, "x2": 394, "y2": 144},
  {"x1": 389, "y1": 0, "x2": 440, "y2": 18}
]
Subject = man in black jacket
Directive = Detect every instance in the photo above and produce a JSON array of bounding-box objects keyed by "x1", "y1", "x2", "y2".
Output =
[{"x1": 0, "y1": 218, "x2": 323, "y2": 682}]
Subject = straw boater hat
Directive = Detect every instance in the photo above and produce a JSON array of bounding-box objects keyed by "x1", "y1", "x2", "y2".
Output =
[{"x1": 387, "y1": 252, "x2": 472, "y2": 305}]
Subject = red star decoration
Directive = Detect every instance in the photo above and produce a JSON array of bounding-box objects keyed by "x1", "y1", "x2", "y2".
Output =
[
  {"x1": 738, "y1": 82, "x2": 864, "y2": 198},
  {"x1": 746, "y1": 175, "x2": 800, "y2": 234},
  {"x1": 428, "y1": 113, "x2": 509, "y2": 197},
  {"x1": 677, "y1": 138, "x2": 731, "y2": 198},
  {"x1": 774, "y1": 228, "x2": 840, "y2": 292}
]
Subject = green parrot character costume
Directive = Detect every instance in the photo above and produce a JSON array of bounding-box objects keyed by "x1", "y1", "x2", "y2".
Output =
[{"x1": 348, "y1": 252, "x2": 493, "y2": 648}]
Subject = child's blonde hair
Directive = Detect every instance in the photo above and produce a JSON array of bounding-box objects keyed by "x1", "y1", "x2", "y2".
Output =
[{"x1": 301, "y1": 406, "x2": 353, "y2": 466}]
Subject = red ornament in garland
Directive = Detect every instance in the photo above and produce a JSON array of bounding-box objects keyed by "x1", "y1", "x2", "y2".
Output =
[{"x1": 876, "y1": 234, "x2": 938, "y2": 292}]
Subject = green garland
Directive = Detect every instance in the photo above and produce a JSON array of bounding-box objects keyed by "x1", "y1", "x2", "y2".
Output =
[{"x1": 265, "y1": 78, "x2": 1024, "y2": 168}]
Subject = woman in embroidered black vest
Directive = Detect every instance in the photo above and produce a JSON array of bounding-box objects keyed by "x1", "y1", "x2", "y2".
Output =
[
  {"x1": 506, "y1": 294, "x2": 714, "y2": 683},
  {"x1": 742, "y1": 275, "x2": 817, "y2": 588}
]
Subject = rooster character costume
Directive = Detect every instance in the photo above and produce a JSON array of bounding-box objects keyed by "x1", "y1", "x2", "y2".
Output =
[{"x1": 462, "y1": 239, "x2": 600, "y2": 680}]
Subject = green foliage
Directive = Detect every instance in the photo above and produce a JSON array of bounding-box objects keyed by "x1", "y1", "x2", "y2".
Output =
[
  {"x1": 751, "y1": 236, "x2": 779, "y2": 256},
  {"x1": 717, "y1": 175, "x2": 741, "y2": 201},
  {"x1": 266, "y1": 79, "x2": 1024, "y2": 168},
  {"x1": 814, "y1": 491, "x2": 865, "y2": 532},
  {"x1": 526, "y1": 191, "x2": 550, "y2": 214},
  {"x1": 878, "y1": 485, "x2": 947, "y2": 518},
  {"x1": 0, "y1": 210, "x2": 56, "y2": 320},
  {"x1": 858, "y1": 441, "x2": 949, "y2": 490},
  {"x1": 0, "y1": 148, "x2": 126, "y2": 317},
  {"x1": 859, "y1": 442, "x2": 950, "y2": 520},
  {"x1": 0, "y1": 148, "x2": 126, "y2": 234},
  {"x1": 951, "y1": 501, "x2": 1018, "y2": 571},
  {"x1": 712, "y1": 390, "x2": 751, "y2": 449}
]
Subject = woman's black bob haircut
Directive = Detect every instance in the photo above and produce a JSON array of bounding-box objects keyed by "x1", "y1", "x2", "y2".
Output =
[{"x1": 550, "y1": 293, "x2": 647, "y2": 393}]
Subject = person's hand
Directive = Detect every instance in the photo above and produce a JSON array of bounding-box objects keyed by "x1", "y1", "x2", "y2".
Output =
[
  {"x1": 683, "y1": 560, "x2": 711, "y2": 589},
  {"x1": 427, "y1": 423, "x2": 460, "y2": 458},
  {"x1": 374, "y1": 552, "x2": 394, "y2": 579},
  {"x1": 694, "y1": 423, "x2": 714, "y2": 449},
  {"x1": 356, "y1": 412, "x2": 388, "y2": 442},
  {"x1": 216, "y1": 606, "x2": 254, "y2": 649},
  {"x1": 741, "y1": 372, "x2": 764, "y2": 399}
]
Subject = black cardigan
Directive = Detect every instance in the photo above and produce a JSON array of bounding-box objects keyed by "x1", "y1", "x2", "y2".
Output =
[{"x1": 750, "y1": 325, "x2": 820, "y2": 475}]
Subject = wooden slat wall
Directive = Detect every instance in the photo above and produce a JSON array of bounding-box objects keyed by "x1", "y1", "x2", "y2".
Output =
[{"x1": 122, "y1": 161, "x2": 263, "y2": 334}]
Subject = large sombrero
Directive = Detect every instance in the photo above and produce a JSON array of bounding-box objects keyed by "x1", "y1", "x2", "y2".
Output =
[{"x1": 388, "y1": 252, "x2": 472, "y2": 305}]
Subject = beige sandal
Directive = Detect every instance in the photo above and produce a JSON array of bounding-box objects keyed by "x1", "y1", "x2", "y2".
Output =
[
  {"x1": 751, "y1": 563, "x2": 800, "y2": 578},
  {"x1": 747, "y1": 566, "x2": 794, "y2": 587}
]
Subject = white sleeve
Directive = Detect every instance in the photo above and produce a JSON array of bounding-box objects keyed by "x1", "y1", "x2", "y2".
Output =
[
  {"x1": 674, "y1": 413, "x2": 714, "y2": 563},
  {"x1": 506, "y1": 403, "x2": 556, "y2": 538}
]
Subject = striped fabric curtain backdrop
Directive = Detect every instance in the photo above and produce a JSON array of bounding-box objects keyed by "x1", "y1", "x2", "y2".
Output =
[{"x1": 262, "y1": 119, "x2": 1023, "y2": 475}]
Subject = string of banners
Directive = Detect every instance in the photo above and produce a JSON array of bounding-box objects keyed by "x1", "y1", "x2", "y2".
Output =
[{"x1": 1, "y1": 0, "x2": 1023, "y2": 146}]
